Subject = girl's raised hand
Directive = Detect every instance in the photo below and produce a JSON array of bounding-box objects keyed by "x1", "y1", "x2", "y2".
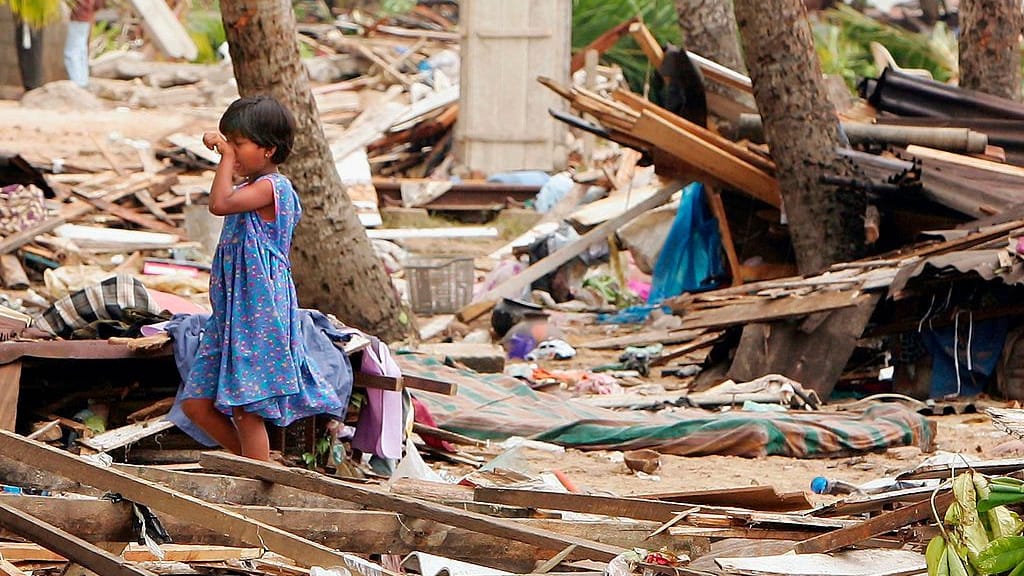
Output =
[{"x1": 203, "y1": 132, "x2": 233, "y2": 156}]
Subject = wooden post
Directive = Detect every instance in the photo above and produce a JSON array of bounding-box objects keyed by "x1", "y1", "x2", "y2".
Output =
[
  {"x1": 583, "y1": 49, "x2": 599, "y2": 165},
  {"x1": 704, "y1": 186, "x2": 743, "y2": 287}
]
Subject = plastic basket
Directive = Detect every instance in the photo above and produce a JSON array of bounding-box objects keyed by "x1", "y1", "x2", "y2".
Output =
[{"x1": 405, "y1": 257, "x2": 474, "y2": 314}]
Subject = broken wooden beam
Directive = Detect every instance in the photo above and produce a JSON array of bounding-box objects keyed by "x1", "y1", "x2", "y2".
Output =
[
  {"x1": 0, "y1": 431, "x2": 392, "y2": 571},
  {"x1": 793, "y1": 489, "x2": 954, "y2": 554},
  {"x1": 200, "y1": 451, "x2": 625, "y2": 562},
  {"x1": 636, "y1": 485, "x2": 811, "y2": 513},
  {"x1": 631, "y1": 111, "x2": 781, "y2": 208},
  {"x1": 676, "y1": 291, "x2": 874, "y2": 331},
  {"x1": 0, "y1": 500, "x2": 155, "y2": 576},
  {"x1": 0, "y1": 494, "x2": 696, "y2": 564},
  {"x1": 78, "y1": 415, "x2": 175, "y2": 453}
]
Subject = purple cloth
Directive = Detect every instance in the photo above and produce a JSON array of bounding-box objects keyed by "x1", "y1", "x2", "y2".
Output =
[
  {"x1": 351, "y1": 339, "x2": 404, "y2": 459},
  {"x1": 178, "y1": 173, "x2": 349, "y2": 426}
]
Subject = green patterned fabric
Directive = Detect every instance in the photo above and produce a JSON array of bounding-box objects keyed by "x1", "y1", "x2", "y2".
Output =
[{"x1": 399, "y1": 355, "x2": 936, "y2": 458}]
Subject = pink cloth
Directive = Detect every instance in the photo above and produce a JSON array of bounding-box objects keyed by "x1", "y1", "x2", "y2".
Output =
[{"x1": 351, "y1": 339, "x2": 404, "y2": 459}]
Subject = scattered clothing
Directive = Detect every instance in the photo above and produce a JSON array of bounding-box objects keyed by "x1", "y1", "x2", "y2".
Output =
[
  {"x1": 351, "y1": 337, "x2": 405, "y2": 460},
  {"x1": 166, "y1": 310, "x2": 354, "y2": 446},
  {"x1": 33, "y1": 274, "x2": 164, "y2": 338}
]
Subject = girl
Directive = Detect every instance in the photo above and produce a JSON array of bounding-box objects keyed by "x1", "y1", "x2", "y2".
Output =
[{"x1": 180, "y1": 95, "x2": 347, "y2": 461}]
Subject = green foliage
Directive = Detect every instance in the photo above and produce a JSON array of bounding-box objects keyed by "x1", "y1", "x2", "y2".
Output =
[
  {"x1": 813, "y1": 4, "x2": 957, "y2": 92},
  {"x1": 301, "y1": 433, "x2": 333, "y2": 470},
  {"x1": 380, "y1": 0, "x2": 415, "y2": 15},
  {"x1": 3, "y1": 0, "x2": 65, "y2": 28},
  {"x1": 186, "y1": 8, "x2": 226, "y2": 64},
  {"x1": 571, "y1": 0, "x2": 680, "y2": 93}
]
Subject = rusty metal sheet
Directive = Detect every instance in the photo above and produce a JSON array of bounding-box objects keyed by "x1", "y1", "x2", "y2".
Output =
[{"x1": 889, "y1": 249, "x2": 1024, "y2": 296}]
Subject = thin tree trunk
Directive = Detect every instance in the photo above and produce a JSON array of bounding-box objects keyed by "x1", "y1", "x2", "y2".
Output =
[
  {"x1": 733, "y1": 0, "x2": 865, "y2": 273},
  {"x1": 674, "y1": 0, "x2": 746, "y2": 74},
  {"x1": 218, "y1": 0, "x2": 407, "y2": 341},
  {"x1": 959, "y1": 0, "x2": 1022, "y2": 101}
]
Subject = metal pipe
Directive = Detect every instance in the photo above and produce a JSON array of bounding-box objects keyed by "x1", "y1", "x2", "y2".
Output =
[{"x1": 737, "y1": 114, "x2": 988, "y2": 153}]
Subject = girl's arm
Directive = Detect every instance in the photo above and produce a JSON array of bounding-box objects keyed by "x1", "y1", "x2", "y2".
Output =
[{"x1": 202, "y1": 132, "x2": 275, "y2": 217}]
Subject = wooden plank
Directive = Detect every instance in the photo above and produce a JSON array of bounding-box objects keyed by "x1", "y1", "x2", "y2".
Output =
[
  {"x1": 0, "y1": 501, "x2": 155, "y2": 576},
  {"x1": 636, "y1": 486, "x2": 811, "y2": 513},
  {"x1": 568, "y1": 186, "x2": 660, "y2": 228},
  {"x1": 0, "y1": 542, "x2": 261, "y2": 563},
  {"x1": 78, "y1": 416, "x2": 175, "y2": 453},
  {"x1": 0, "y1": 494, "x2": 691, "y2": 564},
  {"x1": 126, "y1": 398, "x2": 174, "y2": 422},
  {"x1": 475, "y1": 488, "x2": 850, "y2": 532},
  {"x1": 0, "y1": 340, "x2": 172, "y2": 365},
  {"x1": 0, "y1": 558, "x2": 27, "y2": 576},
  {"x1": 0, "y1": 255, "x2": 29, "y2": 290},
  {"x1": 0, "y1": 431, "x2": 389, "y2": 571},
  {"x1": 577, "y1": 329, "x2": 705, "y2": 350},
  {"x1": 458, "y1": 180, "x2": 682, "y2": 322},
  {"x1": 199, "y1": 451, "x2": 625, "y2": 562},
  {"x1": 812, "y1": 486, "x2": 936, "y2": 517},
  {"x1": 650, "y1": 331, "x2": 723, "y2": 367},
  {"x1": 570, "y1": 17, "x2": 637, "y2": 73},
  {"x1": 897, "y1": 455, "x2": 1024, "y2": 481},
  {"x1": 73, "y1": 192, "x2": 181, "y2": 236},
  {"x1": 726, "y1": 294, "x2": 881, "y2": 398},
  {"x1": 793, "y1": 490, "x2": 954, "y2": 554},
  {"x1": 631, "y1": 111, "x2": 781, "y2": 208},
  {"x1": 679, "y1": 290, "x2": 872, "y2": 331},
  {"x1": 133, "y1": 189, "x2": 174, "y2": 225},
  {"x1": 0, "y1": 361, "x2": 21, "y2": 431},
  {"x1": 614, "y1": 91, "x2": 774, "y2": 174},
  {"x1": 705, "y1": 186, "x2": 743, "y2": 287},
  {"x1": 628, "y1": 21, "x2": 664, "y2": 67}
]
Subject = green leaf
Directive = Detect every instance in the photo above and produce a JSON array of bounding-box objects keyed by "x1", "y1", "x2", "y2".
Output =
[
  {"x1": 975, "y1": 537, "x2": 1024, "y2": 575},
  {"x1": 928, "y1": 537, "x2": 949, "y2": 576},
  {"x1": 989, "y1": 506, "x2": 1024, "y2": 541}
]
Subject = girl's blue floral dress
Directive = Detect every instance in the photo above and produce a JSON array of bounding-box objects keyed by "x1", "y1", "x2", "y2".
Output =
[{"x1": 180, "y1": 173, "x2": 347, "y2": 425}]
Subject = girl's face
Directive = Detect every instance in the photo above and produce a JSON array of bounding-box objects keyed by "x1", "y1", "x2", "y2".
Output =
[{"x1": 227, "y1": 133, "x2": 274, "y2": 179}]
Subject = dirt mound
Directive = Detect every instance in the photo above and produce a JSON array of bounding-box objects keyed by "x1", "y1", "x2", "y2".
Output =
[{"x1": 21, "y1": 80, "x2": 105, "y2": 111}]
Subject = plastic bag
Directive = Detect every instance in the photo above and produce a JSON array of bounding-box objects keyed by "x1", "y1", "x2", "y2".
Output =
[{"x1": 648, "y1": 182, "x2": 724, "y2": 303}]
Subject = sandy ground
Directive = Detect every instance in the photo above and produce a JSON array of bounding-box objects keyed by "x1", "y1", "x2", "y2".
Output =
[{"x1": 428, "y1": 412, "x2": 1018, "y2": 505}]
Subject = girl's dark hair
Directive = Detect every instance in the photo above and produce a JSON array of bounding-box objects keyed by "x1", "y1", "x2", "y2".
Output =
[{"x1": 218, "y1": 95, "x2": 296, "y2": 164}]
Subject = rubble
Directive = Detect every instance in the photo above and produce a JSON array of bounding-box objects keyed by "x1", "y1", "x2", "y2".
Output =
[{"x1": 5, "y1": 2, "x2": 1024, "y2": 576}]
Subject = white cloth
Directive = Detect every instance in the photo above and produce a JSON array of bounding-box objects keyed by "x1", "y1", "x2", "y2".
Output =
[{"x1": 64, "y1": 21, "x2": 91, "y2": 87}]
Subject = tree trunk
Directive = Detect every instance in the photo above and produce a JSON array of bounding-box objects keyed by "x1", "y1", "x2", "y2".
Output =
[
  {"x1": 959, "y1": 0, "x2": 1022, "y2": 101},
  {"x1": 218, "y1": 0, "x2": 407, "y2": 341},
  {"x1": 733, "y1": 0, "x2": 865, "y2": 273},
  {"x1": 674, "y1": 0, "x2": 746, "y2": 74}
]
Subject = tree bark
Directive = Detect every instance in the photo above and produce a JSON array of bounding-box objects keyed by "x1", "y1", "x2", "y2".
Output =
[
  {"x1": 674, "y1": 0, "x2": 746, "y2": 74},
  {"x1": 218, "y1": 0, "x2": 407, "y2": 340},
  {"x1": 733, "y1": 0, "x2": 865, "y2": 273},
  {"x1": 959, "y1": 0, "x2": 1022, "y2": 101}
]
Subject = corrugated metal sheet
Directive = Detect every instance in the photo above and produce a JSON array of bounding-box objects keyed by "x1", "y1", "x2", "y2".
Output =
[{"x1": 860, "y1": 67, "x2": 1024, "y2": 120}]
